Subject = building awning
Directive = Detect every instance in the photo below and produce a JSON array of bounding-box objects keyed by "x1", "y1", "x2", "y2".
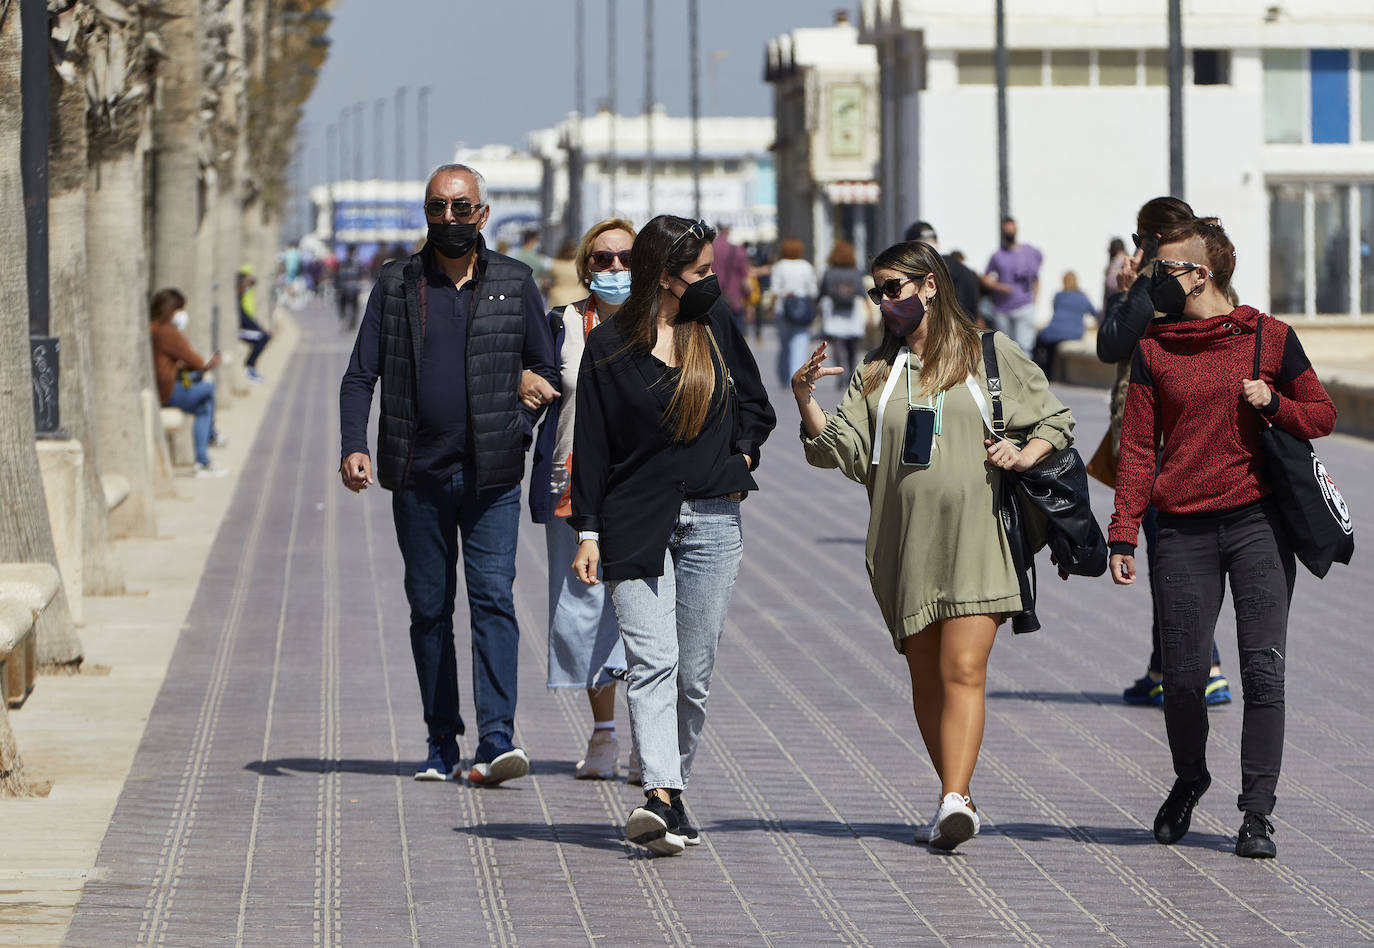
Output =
[{"x1": 824, "y1": 181, "x2": 880, "y2": 205}]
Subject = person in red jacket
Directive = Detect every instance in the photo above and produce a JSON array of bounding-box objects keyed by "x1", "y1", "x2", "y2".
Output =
[{"x1": 1108, "y1": 217, "x2": 1335, "y2": 860}]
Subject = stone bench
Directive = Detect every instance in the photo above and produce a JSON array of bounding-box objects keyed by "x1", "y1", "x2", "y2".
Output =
[
  {"x1": 0, "y1": 564, "x2": 60, "y2": 709},
  {"x1": 160, "y1": 407, "x2": 195, "y2": 468},
  {"x1": 101, "y1": 474, "x2": 131, "y2": 512}
]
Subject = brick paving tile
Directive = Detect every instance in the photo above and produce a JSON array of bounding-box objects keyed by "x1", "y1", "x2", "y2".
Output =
[{"x1": 64, "y1": 309, "x2": 1374, "y2": 946}]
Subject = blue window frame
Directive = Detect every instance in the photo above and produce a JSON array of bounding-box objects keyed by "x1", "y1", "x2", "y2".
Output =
[{"x1": 1310, "y1": 49, "x2": 1350, "y2": 144}]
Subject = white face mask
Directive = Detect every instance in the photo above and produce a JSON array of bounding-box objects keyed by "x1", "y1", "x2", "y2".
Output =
[{"x1": 171, "y1": 310, "x2": 189, "y2": 331}]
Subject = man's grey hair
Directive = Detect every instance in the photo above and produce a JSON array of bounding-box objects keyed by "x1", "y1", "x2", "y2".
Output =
[{"x1": 426, "y1": 163, "x2": 489, "y2": 204}]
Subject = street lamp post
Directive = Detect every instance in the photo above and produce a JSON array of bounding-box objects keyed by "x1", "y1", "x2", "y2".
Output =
[
  {"x1": 374, "y1": 98, "x2": 385, "y2": 180},
  {"x1": 1168, "y1": 0, "x2": 1184, "y2": 197},
  {"x1": 395, "y1": 87, "x2": 407, "y2": 182},
  {"x1": 645, "y1": 0, "x2": 655, "y2": 216},
  {"x1": 607, "y1": 0, "x2": 617, "y2": 218},
  {"x1": 689, "y1": 0, "x2": 701, "y2": 219},
  {"x1": 994, "y1": 0, "x2": 1009, "y2": 224},
  {"x1": 417, "y1": 86, "x2": 432, "y2": 181}
]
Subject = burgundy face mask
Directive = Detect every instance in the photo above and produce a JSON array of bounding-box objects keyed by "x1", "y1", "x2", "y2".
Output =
[{"x1": 880, "y1": 293, "x2": 926, "y2": 337}]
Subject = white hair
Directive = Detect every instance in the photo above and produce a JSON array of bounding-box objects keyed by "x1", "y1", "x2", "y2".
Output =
[{"x1": 426, "y1": 163, "x2": 488, "y2": 204}]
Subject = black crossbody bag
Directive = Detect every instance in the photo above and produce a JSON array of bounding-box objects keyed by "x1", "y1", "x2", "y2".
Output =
[
  {"x1": 1251, "y1": 317, "x2": 1353, "y2": 577},
  {"x1": 979, "y1": 333, "x2": 1109, "y2": 633}
]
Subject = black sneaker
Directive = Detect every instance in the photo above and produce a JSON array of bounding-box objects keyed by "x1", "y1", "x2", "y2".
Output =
[
  {"x1": 669, "y1": 792, "x2": 701, "y2": 847},
  {"x1": 1153, "y1": 773, "x2": 1211, "y2": 844},
  {"x1": 1235, "y1": 812, "x2": 1277, "y2": 859},
  {"x1": 627, "y1": 794, "x2": 685, "y2": 856}
]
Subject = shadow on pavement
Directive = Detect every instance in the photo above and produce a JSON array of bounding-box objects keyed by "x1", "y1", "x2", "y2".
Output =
[
  {"x1": 453, "y1": 822, "x2": 627, "y2": 853},
  {"x1": 987, "y1": 690, "x2": 1122, "y2": 705},
  {"x1": 994, "y1": 822, "x2": 1234, "y2": 850},
  {"x1": 244, "y1": 757, "x2": 404, "y2": 776},
  {"x1": 700, "y1": 817, "x2": 915, "y2": 845}
]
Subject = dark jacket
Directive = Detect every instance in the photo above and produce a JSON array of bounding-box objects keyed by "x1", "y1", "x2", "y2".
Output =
[
  {"x1": 569, "y1": 300, "x2": 776, "y2": 579},
  {"x1": 339, "y1": 238, "x2": 550, "y2": 491},
  {"x1": 529, "y1": 305, "x2": 570, "y2": 524}
]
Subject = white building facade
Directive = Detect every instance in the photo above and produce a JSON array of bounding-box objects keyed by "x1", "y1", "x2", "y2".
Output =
[
  {"x1": 861, "y1": 0, "x2": 1374, "y2": 318},
  {"x1": 767, "y1": 11, "x2": 882, "y2": 270},
  {"x1": 308, "y1": 144, "x2": 544, "y2": 253},
  {"x1": 529, "y1": 109, "x2": 778, "y2": 248}
]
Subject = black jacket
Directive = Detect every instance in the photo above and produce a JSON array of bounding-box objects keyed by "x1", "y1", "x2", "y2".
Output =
[
  {"x1": 569, "y1": 301, "x2": 776, "y2": 579},
  {"x1": 339, "y1": 239, "x2": 553, "y2": 491},
  {"x1": 1096, "y1": 273, "x2": 1155, "y2": 364}
]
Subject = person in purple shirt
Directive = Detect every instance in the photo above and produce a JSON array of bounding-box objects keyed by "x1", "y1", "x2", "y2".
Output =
[
  {"x1": 338, "y1": 163, "x2": 559, "y2": 788},
  {"x1": 981, "y1": 216, "x2": 1043, "y2": 353}
]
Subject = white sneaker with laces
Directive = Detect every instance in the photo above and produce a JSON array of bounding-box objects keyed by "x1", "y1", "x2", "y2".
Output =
[
  {"x1": 913, "y1": 812, "x2": 939, "y2": 844},
  {"x1": 194, "y1": 462, "x2": 229, "y2": 478},
  {"x1": 929, "y1": 792, "x2": 977, "y2": 851},
  {"x1": 575, "y1": 730, "x2": 619, "y2": 779}
]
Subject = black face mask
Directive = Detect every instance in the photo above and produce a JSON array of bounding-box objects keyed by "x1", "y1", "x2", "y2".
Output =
[
  {"x1": 427, "y1": 221, "x2": 479, "y2": 259},
  {"x1": 1001, "y1": 231, "x2": 1016, "y2": 248},
  {"x1": 675, "y1": 274, "x2": 720, "y2": 323},
  {"x1": 1147, "y1": 267, "x2": 1190, "y2": 314}
]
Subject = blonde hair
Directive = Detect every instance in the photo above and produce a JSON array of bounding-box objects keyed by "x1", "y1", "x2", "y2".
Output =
[
  {"x1": 575, "y1": 218, "x2": 637, "y2": 285},
  {"x1": 1062, "y1": 271, "x2": 1078, "y2": 291}
]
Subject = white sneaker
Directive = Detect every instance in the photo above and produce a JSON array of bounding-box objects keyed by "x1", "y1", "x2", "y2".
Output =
[
  {"x1": 575, "y1": 730, "x2": 619, "y2": 779},
  {"x1": 626, "y1": 745, "x2": 642, "y2": 786},
  {"x1": 929, "y1": 792, "x2": 977, "y2": 851},
  {"x1": 194, "y1": 462, "x2": 229, "y2": 478},
  {"x1": 913, "y1": 812, "x2": 939, "y2": 844}
]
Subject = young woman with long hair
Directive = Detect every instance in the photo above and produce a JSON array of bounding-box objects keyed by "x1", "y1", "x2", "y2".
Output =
[
  {"x1": 1109, "y1": 217, "x2": 1335, "y2": 859},
  {"x1": 569, "y1": 215, "x2": 776, "y2": 855},
  {"x1": 794, "y1": 240, "x2": 1073, "y2": 850}
]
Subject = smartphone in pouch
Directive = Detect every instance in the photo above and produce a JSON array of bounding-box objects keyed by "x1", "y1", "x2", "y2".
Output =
[{"x1": 902, "y1": 405, "x2": 936, "y2": 466}]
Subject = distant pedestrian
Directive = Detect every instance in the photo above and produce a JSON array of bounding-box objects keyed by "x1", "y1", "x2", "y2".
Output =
[
  {"x1": 547, "y1": 239, "x2": 583, "y2": 309},
  {"x1": 796, "y1": 240, "x2": 1073, "y2": 851},
  {"x1": 1097, "y1": 197, "x2": 1230, "y2": 708},
  {"x1": 236, "y1": 266, "x2": 272, "y2": 382},
  {"x1": 1032, "y1": 271, "x2": 1097, "y2": 378},
  {"x1": 530, "y1": 217, "x2": 638, "y2": 781},
  {"x1": 905, "y1": 221, "x2": 980, "y2": 324},
  {"x1": 981, "y1": 217, "x2": 1042, "y2": 353},
  {"x1": 1109, "y1": 216, "x2": 1335, "y2": 859},
  {"x1": 512, "y1": 228, "x2": 551, "y2": 298},
  {"x1": 1103, "y1": 237, "x2": 1129, "y2": 310},
  {"x1": 149, "y1": 288, "x2": 226, "y2": 477},
  {"x1": 712, "y1": 223, "x2": 752, "y2": 333},
  {"x1": 570, "y1": 216, "x2": 776, "y2": 855},
  {"x1": 335, "y1": 245, "x2": 364, "y2": 330},
  {"x1": 339, "y1": 163, "x2": 560, "y2": 787},
  {"x1": 818, "y1": 240, "x2": 866, "y2": 383},
  {"x1": 770, "y1": 237, "x2": 818, "y2": 387}
]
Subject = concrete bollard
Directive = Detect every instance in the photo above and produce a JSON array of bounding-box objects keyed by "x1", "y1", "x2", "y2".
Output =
[{"x1": 34, "y1": 441, "x2": 84, "y2": 626}]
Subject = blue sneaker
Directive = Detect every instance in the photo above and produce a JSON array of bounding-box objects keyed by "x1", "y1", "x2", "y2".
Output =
[
  {"x1": 466, "y1": 734, "x2": 530, "y2": 786},
  {"x1": 414, "y1": 734, "x2": 461, "y2": 781},
  {"x1": 1205, "y1": 674, "x2": 1232, "y2": 706},
  {"x1": 1123, "y1": 674, "x2": 1164, "y2": 706}
]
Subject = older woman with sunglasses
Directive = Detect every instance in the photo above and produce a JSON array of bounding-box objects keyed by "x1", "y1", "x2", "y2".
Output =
[
  {"x1": 530, "y1": 219, "x2": 638, "y2": 781},
  {"x1": 795, "y1": 240, "x2": 1073, "y2": 851}
]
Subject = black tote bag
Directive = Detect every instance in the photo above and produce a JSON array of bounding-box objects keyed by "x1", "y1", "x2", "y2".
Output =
[{"x1": 1251, "y1": 318, "x2": 1354, "y2": 578}]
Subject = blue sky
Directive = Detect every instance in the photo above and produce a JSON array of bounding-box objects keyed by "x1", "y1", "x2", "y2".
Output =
[{"x1": 297, "y1": 0, "x2": 858, "y2": 188}]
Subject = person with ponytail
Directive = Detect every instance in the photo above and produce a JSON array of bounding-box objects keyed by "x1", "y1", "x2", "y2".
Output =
[
  {"x1": 794, "y1": 240, "x2": 1074, "y2": 851},
  {"x1": 569, "y1": 215, "x2": 775, "y2": 855},
  {"x1": 1109, "y1": 217, "x2": 1335, "y2": 859}
]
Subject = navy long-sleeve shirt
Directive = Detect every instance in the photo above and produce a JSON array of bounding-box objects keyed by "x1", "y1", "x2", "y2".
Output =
[{"x1": 339, "y1": 256, "x2": 558, "y2": 485}]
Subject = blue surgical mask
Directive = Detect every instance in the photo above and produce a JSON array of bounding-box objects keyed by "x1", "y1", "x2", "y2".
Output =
[{"x1": 589, "y1": 269, "x2": 632, "y2": 304}]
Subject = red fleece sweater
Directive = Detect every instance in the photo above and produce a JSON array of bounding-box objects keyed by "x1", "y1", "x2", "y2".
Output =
[{"x1": 1108, "y1": 305, "x2": 1336, "y2": 551}]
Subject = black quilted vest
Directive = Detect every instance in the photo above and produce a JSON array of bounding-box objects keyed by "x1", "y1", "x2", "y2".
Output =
[{"x1": 374, "y1": 241, "x2": 532, "y2": 491}]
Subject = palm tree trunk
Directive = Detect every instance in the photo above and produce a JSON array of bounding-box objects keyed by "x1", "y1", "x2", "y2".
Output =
[
  {"x1": 48, "y1": 41, "x2": 124, "y2": 597},
  {"x1": 0, "y1": 0, "x2": 81, "y2": 669}
]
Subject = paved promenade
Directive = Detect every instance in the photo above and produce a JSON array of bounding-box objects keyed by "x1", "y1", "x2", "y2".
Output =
[{"x1": 58, "y1": 307, "x2": 1374, "y2": 946}]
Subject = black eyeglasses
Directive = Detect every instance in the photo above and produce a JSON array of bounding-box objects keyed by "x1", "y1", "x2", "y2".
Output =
[
  {"x1": 424, "y1": 198, "x2": 485, "y2": 220},
  {"x1": 588, "y1": 249, "x2": 633, "y2": 270},
  {"x1": 667, "y1": 219, "x2": 709, "y2": 257},
  {"x1": 867, "y1": 277, "x2": 916, "y2": 305}
]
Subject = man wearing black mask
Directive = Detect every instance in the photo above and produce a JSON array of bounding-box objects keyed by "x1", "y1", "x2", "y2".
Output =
[
  {"x1": 339, "y1": 163, "x2": 559, "y2": 786},
  {"x1": 903, "y1": 220, "x2": 982, "y2": 325}
]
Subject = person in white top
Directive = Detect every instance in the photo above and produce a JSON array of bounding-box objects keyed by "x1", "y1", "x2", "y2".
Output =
[{"x1": 770, "y1": 237, "x2": 820, "y2": 387}]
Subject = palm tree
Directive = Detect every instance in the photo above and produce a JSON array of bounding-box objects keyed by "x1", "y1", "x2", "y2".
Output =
[{"x1": 49, "y1": 2, "x2": 125, "y2": 598}]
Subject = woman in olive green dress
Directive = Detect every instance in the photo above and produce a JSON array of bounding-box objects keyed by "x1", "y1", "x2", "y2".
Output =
[{"x1": 794, "y1": 240, "x2": 1073, "y2": 851}]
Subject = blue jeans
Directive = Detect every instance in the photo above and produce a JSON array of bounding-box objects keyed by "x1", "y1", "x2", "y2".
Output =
[
  {"x1": 545, "y1": 517, "x2": 625, "y2": 689},
  {"x1": 777, "y1": 320, "x2": 814, "y2": 388},
  {"x1": 392, "y1": 470, "x2": 522, "y2": 743},
  {"x1": 164, "y1": 380, "x2": 217, "y2": 466},
  {"x1": 992, "y1": 302, "x2": 1038, "y2": 354},
  {"x1": 609, "y1": 498, "x2": 743, "y2": 791}
]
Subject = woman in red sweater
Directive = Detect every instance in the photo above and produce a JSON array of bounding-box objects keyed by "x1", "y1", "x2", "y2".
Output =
[{"x1": 1108, "y1": 217, "x2": 1335, "y2": 860}]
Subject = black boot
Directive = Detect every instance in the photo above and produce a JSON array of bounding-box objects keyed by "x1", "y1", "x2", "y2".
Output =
[
  {"x1": 1235, "y1": 812, "x2": 1277, "y2": 859},
  {"x1": 1153, "y1": 774, "x2": 1211, "y2": 844}
]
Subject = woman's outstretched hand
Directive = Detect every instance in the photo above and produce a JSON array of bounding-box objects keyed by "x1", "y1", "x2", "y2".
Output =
[{"x1": 792, "y1": 341, "x2": 844, "y2": 402}]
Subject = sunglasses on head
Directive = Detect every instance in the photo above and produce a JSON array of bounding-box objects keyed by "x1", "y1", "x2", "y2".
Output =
[
  {"x1": 667, "y1": 219, "x2": 709, "y2": 257},
  {"x1": 867, "y1": 276, "x2": 916, "y2": 305},
  {"x1": 424, "y1": 198, "x2": 484, "y2": 220},
  {"x1": 588, "y1": 249, "x2": 632, "y2": 270}
]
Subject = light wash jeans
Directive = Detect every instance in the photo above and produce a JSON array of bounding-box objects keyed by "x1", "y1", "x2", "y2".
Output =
[
  {"x1": 777, "y1": 320, "x2": 815, "y2": 388},
  {"x1": 609, "y1": 497, "x2": 743, "y2": 791},
  {"x1": 163, "y1": 379, "x2": 217, "y2": 466},
  {"x1": 993, "y1": 302, "x2": 1038, "y2": 354},
  {"x1": 545, "y1": 516, "x2": 625, "y2": 689}
]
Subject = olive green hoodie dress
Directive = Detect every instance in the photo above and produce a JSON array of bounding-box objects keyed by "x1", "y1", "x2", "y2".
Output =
[{"x1": 802, "y1": 331, "x2": 1074, "y2": 650}]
